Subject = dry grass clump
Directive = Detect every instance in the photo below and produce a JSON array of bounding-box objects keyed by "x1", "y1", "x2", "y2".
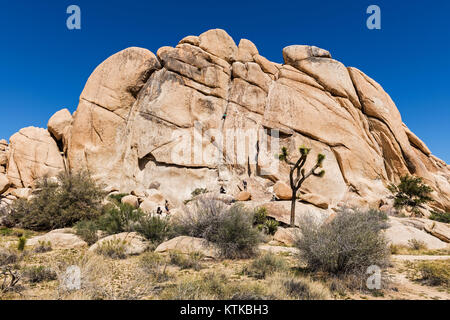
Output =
[
  {"x1": 94, "y1": 239, "x2": 128, "y2": 260},
  {"x1": 390, "y1": 243, "x2": 450, "y2": 256},
  {"x1": 32, "y1": 241, "x2": 52, "y2": 254},
  {"x1": 56, "y1": 253, "x2": 155, "y2": 300},
  {"x1": 159, "y1": 272, "x2": 270, "y2": 300},
  {"x1": 169, "y1": 251, "x2": 204, "y2": 271},
  {"x1": 22, "y1": 265, "x2": 57, "y2": 283},
  {"x1": 406, "y1": 259, "x2": 450, "y2": 289},
  {"x1": 139, "y1": 252, "x2": 170, "y2": 282},
  {"x1": 242, "y1": 252, "x2": 288, "y2": 279},
  {"x1": 0, "y1": 247, "x2": 19, "y2": 266}
]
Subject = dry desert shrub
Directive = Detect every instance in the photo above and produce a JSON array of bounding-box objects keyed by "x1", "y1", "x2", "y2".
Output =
[
  {"x1": 174, "y1": 197, "x2": 262, "y2": 259},
  {"x1": 242, "y1": 252, "x2": 288, "y2": 279},
  {"x1": 56, "y1": 253, "x2": 155, "y2": 300}
]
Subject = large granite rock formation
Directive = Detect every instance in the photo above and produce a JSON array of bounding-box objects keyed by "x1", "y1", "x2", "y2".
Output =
[{"x1": 2, "y1": 29, "x2": 449, "y2": 215}]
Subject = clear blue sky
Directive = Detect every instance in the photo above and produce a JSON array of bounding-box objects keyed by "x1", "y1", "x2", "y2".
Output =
[{"x1": 0, "y1": 0, "x2": 449, "y2": 162}]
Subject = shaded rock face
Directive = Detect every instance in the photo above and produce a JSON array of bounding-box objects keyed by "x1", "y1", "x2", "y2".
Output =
[{"x1": 3, "y1": 29, "x2": 450, "y2": 212}]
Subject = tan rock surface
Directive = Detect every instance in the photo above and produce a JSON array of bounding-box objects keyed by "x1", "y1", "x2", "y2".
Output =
[
  {"x1": 47, "y1": 108, "x2": 72, "y2": 141},
  {"x1": 384, "y1": 217, "x2": 448, "y2": 250},
  {"x1": 121, "y1": 195, "x2": 139, "y2": 208},
  {"x1": 0, "y1": 174, "x2": 10, "y2": 194},
  {"x1": 10, "y1": 188, "x2": 32, "y2": 199},
  {"x1": 273, "y1": 227, "x2": 301, "y2": 246},
  {"x1": 155, "y1": 236, "x2": 219, "y2": 258},
  {"x1": 7, "y1": 127, "x2": 64, "y2": 188},
  {"x1": 89, "y1": 232, "x2": 149, "y2": 256},
  {"x1": 5, "y1": 29, "x2": 449, "y2": 213},
  {"x1": 236, "y1": 191, "x2": 251, "y2": 201},
  {"x1": 273, "y1": 181, "x2": 292, "y2": 200},
  {"x1": 27, "y1": 229, "x2": 87, "y2": 249}
]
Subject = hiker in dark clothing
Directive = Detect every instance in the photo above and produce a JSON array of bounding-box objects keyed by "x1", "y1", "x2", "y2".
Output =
[
  {"x1": 157, "y1": 207, "x2": 162, "y2": 215},
  {"x1": 220, "y1": 186, "x2": 226, "y2": 194},
  {"x1": 243, "y1": 180, "x2": 247, "y2": 191}
]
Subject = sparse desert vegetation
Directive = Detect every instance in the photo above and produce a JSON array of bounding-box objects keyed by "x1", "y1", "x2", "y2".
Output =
[{"x1": 1, "y1": 171, "x2": 449, "y2": 301}]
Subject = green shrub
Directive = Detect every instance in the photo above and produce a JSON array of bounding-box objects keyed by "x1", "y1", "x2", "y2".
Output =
[
  {"x1": 264, "y1": 219, "x2": 279, "y2": 235},
  {"x1": 8, "y1": 171, "x2": 106, "y2": 231},
  {"x1": 17, "y1": 237, "x2": 26, "y2": 252},
  {"x1": 429, "y1": 211, "x2": 450, "y2": 223},
  {"x1": 0, "y1": 227, "x2": 13, "y2": 237},
  {"x1": 22, "y1": 265, "x2": 57, "y2": 283},
  {"x1": 95, "y1": 239, "x2": 128, "y2": 260},
  {"x1": 415, "y1": 260, "x2": 450, "y2": 288},
  {"x1": 135, "y1": 215, "x2": 173, "y2": 245},
  {"x1": 253, "y1": 207, "x2": 267, "y2": 226},
  {"x1": 74, "y1": 220, "x2": 99, "y2": 245},
  {"x1": 175, "y1": 198, "x2": 262, "y2": 259},
  {"x1": 97, "y1": 203, "x2": 143, "y2": 235},
  {"x1": 388, "y1": 175, "x2": 433, "y2": 215},
  {"x1": 295, "y1": 207, "x2": 390, "y2": 276},
  {"x1": 243, "y1": 252, "x2": 287, "y2": 279},
  {"x1": 108, "y1": 193, "x2": 129, "y2": 206},
  {"x1": 169, "y1": 251, "x2": 204, "y2": 271}
]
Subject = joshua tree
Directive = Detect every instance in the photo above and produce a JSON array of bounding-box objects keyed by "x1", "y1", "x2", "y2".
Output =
[
  {"x1": 388, "y1": 175, "x2": 433, "y2": 216},
  {"x1": 278, "y1": 146, "x2": 325, "y2": 227}
]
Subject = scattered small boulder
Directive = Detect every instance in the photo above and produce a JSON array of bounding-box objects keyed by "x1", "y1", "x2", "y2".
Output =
[
  {"x1": 236, "y1": 191, "x2": 251, "y2": 201},
  {"x1": 27, "y1": 228, "x2": 87, "y2": 249},
  {"x1": 273, "y1": 227, "x2": 301, "y2": 246},
  {"x1": 139, "y1": 199, "x2": 160, "y2": 215},
  {"x1": 121, "y1": 195, "x2": 139, "y2": 208},
  {"x1": 10, "y1": 188, "x2": 32, "y2": 199},
  {"x1": 145, "y1": 189, "x2": 165, "y2": 204},
  {"x1": 155, "y1": 236, "x2": 219, "y2": 259},
  {"x1": 47, "y1": 108, "x2": 73, "y2": 141},
  {"x1": 89, "y1": 232, "x2": 149, "y2": 256},
  {"x1": 300, "y1": 193, "x2": 329, "y2": 209},
  {"x1": 273, "y1": 181, "x2": 292, "y2": 200}
]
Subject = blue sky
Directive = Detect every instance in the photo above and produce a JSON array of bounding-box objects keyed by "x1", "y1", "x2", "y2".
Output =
[{"x1": 0, "y1": 0, "x2": 449, "y2": 162}]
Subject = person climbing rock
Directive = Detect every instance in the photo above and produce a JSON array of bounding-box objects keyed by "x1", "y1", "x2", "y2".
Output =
[
  {"x1": 243, "y1": 180, "x2": 247, "y2": 191},
  {"x1": 221, "y1": 112, "x2": 227, "y2": 120},
  {"x1": 220, "y1": 186, "x2": 226, "y2": 194}
]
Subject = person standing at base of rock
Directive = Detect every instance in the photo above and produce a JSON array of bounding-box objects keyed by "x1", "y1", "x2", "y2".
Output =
[
  {"x1": 164, "y1": 200, "x2": 170, "y2": 214},
  {"x1": 157, "y1": 207, "x2": 162, "y2": 215}
]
